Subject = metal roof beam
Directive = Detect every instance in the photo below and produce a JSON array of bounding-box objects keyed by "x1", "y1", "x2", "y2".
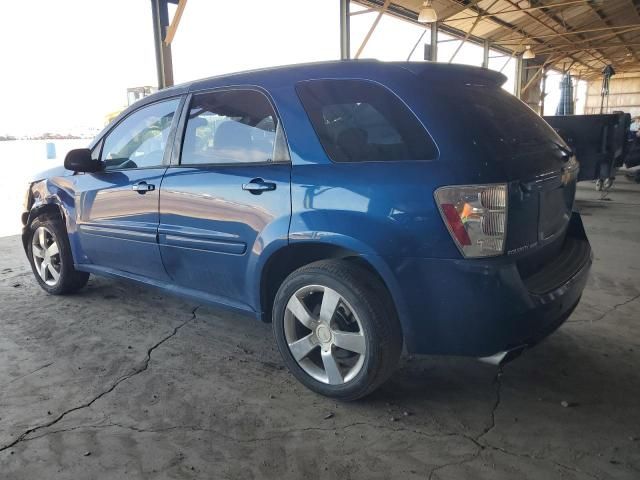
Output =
[
  {"x1": 442, "y1": 0, "x2": 531, "y2": 35},
  {"x1": 443, "y1": 0, "x2": 591, "y2": 23},
  {"x1": 585, "y1": 0, "x2": 639, "y2": 63},
  {"x1": 533, "y1": 25, "x2": 640, "y2": 53},
  {"x1": 352, "y1": 0, "x2": 514, "y2": 56},
  {"x1": 448, "y1": 0, "x2": 501, "y2": 62},
  {"x1": 521, "y1": 0, "x2": 609, "y2": 71},
  {"x1": 493, "y1": 23, "x2": 640, "y2": 42},
  {"x1": 537, "y1": 43, "x2": 640, "y2": 56},
  {"x1": 354, "y1": 0, "x2": 392, "y2": 59},
  {"x1": 443, "y1": 0, "x2": 597, "y2": 72}
]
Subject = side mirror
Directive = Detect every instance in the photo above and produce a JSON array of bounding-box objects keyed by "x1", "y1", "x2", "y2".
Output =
[{"x1": 64, "y1": 148, "x2": 103, "y2": 173}]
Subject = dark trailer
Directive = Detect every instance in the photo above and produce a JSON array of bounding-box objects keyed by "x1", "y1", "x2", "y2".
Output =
[{"x1": 543, "y1": 112, "x2": 631, "y2": 190}]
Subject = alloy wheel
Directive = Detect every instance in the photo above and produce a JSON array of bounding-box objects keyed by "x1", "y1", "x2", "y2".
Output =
[
  {"x1": 32, "y1": 226, "x2": 62, "y2": 286},
  {"x1": 283, "y1": 285, "x2": 366, "y2": 385}
]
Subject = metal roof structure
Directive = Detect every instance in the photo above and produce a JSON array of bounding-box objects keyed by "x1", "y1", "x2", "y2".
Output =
[
  {"x1": 351, "y1": 1, "x2": 640, "y2": 78},
  {"x1": 149, "y1": 0, "x2": 640, "y2": 93}
]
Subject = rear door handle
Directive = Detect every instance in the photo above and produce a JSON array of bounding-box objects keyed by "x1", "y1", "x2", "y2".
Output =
[
  {"x1": 242, "y1": 178, "x2": 276, "y2": 194},
  {"x1": 132, "y1": 181, "x2": 155, "y2": 194}
]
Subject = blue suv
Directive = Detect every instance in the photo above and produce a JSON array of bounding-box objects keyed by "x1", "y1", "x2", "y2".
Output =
[{"x1": 22, "y1": 61, "x2": 592, "y2": 400}]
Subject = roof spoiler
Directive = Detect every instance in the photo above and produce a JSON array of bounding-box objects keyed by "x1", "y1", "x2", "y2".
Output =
[{"x1": 394, "y1": 62, "x2": 508, "y2": 87}]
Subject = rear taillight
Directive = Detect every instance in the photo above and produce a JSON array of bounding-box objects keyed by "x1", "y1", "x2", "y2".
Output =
[
  {"x1": 561, "y1": 155, "x2": 579, "y2": 185},
  {"x1": 435, "y1": 184, "x2": 508, "y2": 258}
]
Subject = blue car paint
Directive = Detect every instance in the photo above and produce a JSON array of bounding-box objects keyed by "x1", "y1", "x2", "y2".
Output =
[
  {"x1": 23, "y1": 60, "x2": 592, "y2": 357},
  {"x1": 158, "y1": 163, "x2": 292, "y2": 310},
  {"x1": 75, "y1": 168, "x2": 171, "y2": 280}
]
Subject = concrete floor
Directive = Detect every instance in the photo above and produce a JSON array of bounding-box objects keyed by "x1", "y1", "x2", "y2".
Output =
[{"x1": 0, "y1": 179, "x2": 639, "y2": 480}]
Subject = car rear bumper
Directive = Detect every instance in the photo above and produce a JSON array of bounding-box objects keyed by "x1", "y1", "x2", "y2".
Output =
[{"x1": 384, "y1": 212, "x2": 592, "y2": 357}]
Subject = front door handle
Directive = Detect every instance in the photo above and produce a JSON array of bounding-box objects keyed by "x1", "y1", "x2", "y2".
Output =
[
  {"x1": 132, "y1": 181, "x2": 155, "y2": 194},
  {"x1": 242, "y1": 178, "x2": 276, "y2": 194}
]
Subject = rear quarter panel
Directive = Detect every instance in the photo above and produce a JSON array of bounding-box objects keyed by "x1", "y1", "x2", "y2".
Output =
[{"x1": 289, "y1": 162, "x2": 459, "y2": 258}]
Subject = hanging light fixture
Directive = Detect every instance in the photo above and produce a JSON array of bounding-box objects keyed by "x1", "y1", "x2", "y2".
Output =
[
  {"x1": 418, "y1": 0, "x2": 438, "y2": 23},
  {"x1": 523, "y1": 45, "x2": 536, "y2": 59}
]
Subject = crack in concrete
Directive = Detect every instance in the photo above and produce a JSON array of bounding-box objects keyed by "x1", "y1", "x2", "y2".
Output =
[
  {"x1": 427, "y1": 367, "x2": 604, "y2": 480},
  {"x1": 477, "y1": 367, "x2": 503, "y2": 443},
  {"x1": 426, "y1": 441, "x2": 604, "y2": 480},
  {"x1": 568, "y1": 292, "x2": 640, "y2": 325},
  {"x1": 428, "y1": 453, "x2": 479, "y2": 480},
  {"x1": 9, "y1": 397, "x2": 605, "y2": 479},
  {"x1": 483, "y1": 441, "x2": 603, "y2": 480},
  {"x1": 0, "y1": 310, "x2": 610, "y2": 479},
  {"x1": 0, "y1": 362, "x2": 54, "y2": 390},
  {"x1": 594, "y1": 292, "x2": 640, "y2": 321},
  {"x1": 43, "y1": 418, "x2": 590, "y2": 480},
  {"x1": 427, "y1": 367, "x2": 503, "y2": 479},
  {"x1": 0, "y1": 306, "x2": 199, "y2": 454},
  {"x1": 22, "y1": 361, "x2": 592, "y2": 480},
  {"x1": 19, "y1": 419, "x2": 481, "y2": 447}
]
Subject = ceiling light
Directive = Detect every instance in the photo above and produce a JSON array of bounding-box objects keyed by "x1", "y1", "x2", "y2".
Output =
[
  {"x1": 523, "y1": 45, "x2": 535, "y2": 59},
  {"x1": 418, "y1": 0, "x2": 438, "y2": 23}
]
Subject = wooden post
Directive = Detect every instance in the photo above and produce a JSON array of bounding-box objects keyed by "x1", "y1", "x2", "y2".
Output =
[{"x1": 164, "y1": 0, "x2": 187, "y2": 46}]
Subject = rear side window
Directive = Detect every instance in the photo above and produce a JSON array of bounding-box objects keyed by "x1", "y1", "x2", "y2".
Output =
[
  {"x1": 459, "y1": 85, "x2": 565, "y2": 156},
  {"x1": 181, "y1": 89, "x2": 289, "y2": 165},
  {"x1": 296, "y1": 79, "x2": 438, "y2": 162}
]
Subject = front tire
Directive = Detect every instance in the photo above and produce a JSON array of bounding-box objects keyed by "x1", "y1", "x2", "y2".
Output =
[
  {"x1": 27, "y1": 215, "x2": 89, "y2": 295},
  {"x1": 272, "y1": 260, "x2": 402, "y2": 401}
]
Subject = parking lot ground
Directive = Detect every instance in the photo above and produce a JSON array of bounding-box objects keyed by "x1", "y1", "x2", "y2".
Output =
[{"x1": 1, "y1": 178, "x2": 639, "y2": 479}]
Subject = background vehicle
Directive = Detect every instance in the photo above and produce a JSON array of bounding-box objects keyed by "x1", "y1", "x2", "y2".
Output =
[
  {"x1": 22, "y1": 61, "x2": 592, "y2": 400},
  {"x1": 104, "y1": 86, "x2": 157, "y2": 125},
  {"x1": 544, "y1": 112, "x2": 631, "y2": 191}
]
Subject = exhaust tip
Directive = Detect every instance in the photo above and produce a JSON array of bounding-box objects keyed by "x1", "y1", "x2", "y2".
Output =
[{"x1": 479, "y1": 345, "x2": 527, "y2": 366}]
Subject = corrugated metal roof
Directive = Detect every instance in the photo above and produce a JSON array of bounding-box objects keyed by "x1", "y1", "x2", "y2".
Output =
[{"x1": 354, "y1": 0, "x2": 640, "y2": 78}]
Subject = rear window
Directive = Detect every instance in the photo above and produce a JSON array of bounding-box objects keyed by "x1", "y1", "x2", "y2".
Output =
[
  {"x1": 445, "y1": 84, "x2": 566, "y2": 158},
  {"x1": 296, "y1": 79, "x2": 438, "y2": 163}
]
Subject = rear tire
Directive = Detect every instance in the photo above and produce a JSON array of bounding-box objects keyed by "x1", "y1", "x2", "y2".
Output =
[
  {"x1": 272, "y1": 260, "x2": 402, "y2": 401},
  {"x1": 27, "y1": 215, "x2": 89, "y2": 295}
]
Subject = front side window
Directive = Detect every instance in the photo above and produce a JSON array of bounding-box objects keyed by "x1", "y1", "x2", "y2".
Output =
[
  {"x1": 101, "y1": 99, "x2": 180, "y2": 170},
  {"x1": 296, "y1": 79, "x2": 438, "y2": 163},
  {"x1": 181, "y1": 89, "x2": 289, "y2": 165}
]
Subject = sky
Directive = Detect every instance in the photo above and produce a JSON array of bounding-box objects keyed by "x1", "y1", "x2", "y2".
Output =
[{"x1": 0, "y1": 0, "x2": 571, "y2": 137}]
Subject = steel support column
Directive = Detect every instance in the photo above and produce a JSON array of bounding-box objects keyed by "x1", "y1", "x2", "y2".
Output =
[
  {"x1": 430, "y1": 22, "x2": 438, "y2": 61},
  {"x1": 340, "y1": 0, "x2": 350, "y2": 60},
  {"x1": 151, "y1": 0, "x2": 175, "y2": 89},
  {"x1": 482, "y1": 40, "x2": 490, "y2": 68},
  {"x1": 515, "y1": 56, "x2": 523, "y2": 98},
  {"x1": 540, "y1": 67, "x2": 548, "y2": 116}
]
